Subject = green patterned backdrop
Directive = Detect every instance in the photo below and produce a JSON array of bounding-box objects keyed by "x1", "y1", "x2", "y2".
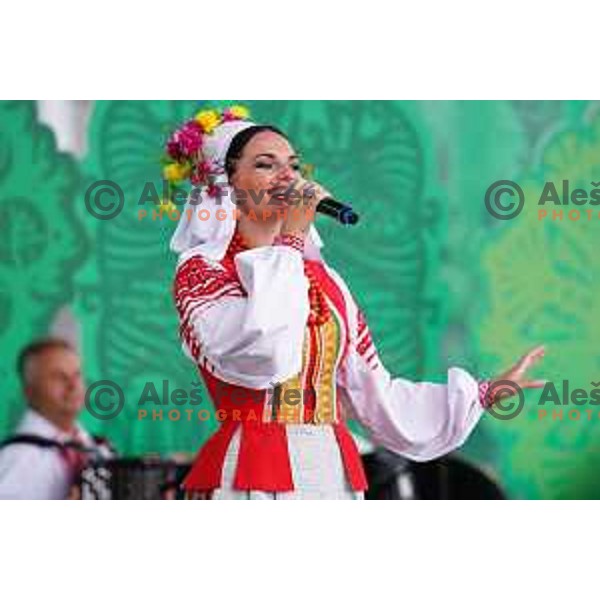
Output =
[{"x1": 1, "y1": 100, "x2": 598, "y2": 499}]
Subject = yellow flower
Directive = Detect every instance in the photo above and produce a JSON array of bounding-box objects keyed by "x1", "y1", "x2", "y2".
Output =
[
  {"x1": 195, "y1": 109, "x2": 221, "y2": 133},
  {"x1": 229, "y1": 105, "x2": 250, "y2": 120},
  {"x1": 163, "y1": 163, "x2": 190, "y2": 182}
]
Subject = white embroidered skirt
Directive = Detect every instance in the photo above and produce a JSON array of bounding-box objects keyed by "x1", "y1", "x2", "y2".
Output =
[{"x1": 208, "y1": 424, "x2": 364, "y2": 500}]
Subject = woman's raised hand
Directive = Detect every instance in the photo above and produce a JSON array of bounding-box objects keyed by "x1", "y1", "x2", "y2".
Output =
[
  {"x1": 487, "y1": 345, "x2": 547, "y2": 404},
  {"x1": 279, "y1": 178, "x2": 330, "y2": 237}
]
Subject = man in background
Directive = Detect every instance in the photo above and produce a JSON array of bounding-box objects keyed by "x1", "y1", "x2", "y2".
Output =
[{"x1": 0, "y1": 338, "x2": 115, "y2": 499}]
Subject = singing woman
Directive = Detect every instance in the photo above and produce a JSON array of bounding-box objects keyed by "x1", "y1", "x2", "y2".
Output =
[{"x1": 166, "y1": 105, "x2": 546, "y2": 499}]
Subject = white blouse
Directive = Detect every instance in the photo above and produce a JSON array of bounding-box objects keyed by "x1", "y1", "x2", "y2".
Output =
[{"x1": 178, "y1": 242, "x2": 485, "y2": 462}]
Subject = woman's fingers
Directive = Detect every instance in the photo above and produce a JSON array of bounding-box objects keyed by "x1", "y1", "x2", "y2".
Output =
[
  {"x1": 492, "y1": 345, "x2": 546, "y2": 391},
  {"x1": 296, "y1": 179, "x2": 330, "y2": 209},
  {"x1": 518, "y1": 345, "x2": 546, "y2": 371},
  {"x1": 519, "y1": 379, "x2": 549, "y2": 389},
  {"x1": 513, "y1": 345, "x2": 547, "y2": 389}
]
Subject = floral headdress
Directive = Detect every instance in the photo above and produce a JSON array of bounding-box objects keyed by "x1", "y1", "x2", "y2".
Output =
[
  {"x1": 165, "y1": 103, "x2": 323, "y2": 260},
  {"x1": 161, "y1": 104, "x2": 251, "y2": 203}
]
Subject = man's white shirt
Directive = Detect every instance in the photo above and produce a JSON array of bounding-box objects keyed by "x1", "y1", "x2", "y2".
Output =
[{"x1": 0, "y1": 409, "x2": 111, "y2": 500}]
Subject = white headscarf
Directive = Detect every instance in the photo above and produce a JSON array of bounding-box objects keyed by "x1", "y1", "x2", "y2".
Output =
[{"x1": 170, "y1": 119, "x2": 323, "y2": 264}]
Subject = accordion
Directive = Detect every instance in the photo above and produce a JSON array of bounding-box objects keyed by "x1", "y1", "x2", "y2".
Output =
[{"x1": 78, "y1": 457, "x2": 191, "y2": 500}]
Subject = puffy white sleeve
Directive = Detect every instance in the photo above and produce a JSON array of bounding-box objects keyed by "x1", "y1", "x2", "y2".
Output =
[
  {"x1": 328, "y1": 267, "x2": 486, "y2": 462},
  {"x1": 174, "y1": 244, "x2": 309, "y2": 389}
]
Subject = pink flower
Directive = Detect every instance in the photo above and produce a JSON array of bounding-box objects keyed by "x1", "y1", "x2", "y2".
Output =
[
  {"x1": 197, "y1": 160, "x2": 212, "y2": 178},
  {"x1": 167, "y1": 120, "x2": 203, "y2": 159},
  {"x1": 190, "y1": 170, "x2": 204, "y2": 186},
  {"x1": 166, "y1": 140, "x2": 181, "y2": 160},
  {"x1": 207, "y1": 183, "x2": 221, "y2": 198},
  {"x1": 221, "y1": 109, "x2": 235, "y2": 122},
  {"x1": 189, "y1": 160, "x2": 213, "y2": 186}
]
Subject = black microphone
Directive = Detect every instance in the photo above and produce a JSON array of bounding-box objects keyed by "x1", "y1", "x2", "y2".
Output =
[{"x1": 316, "y1": 197, "x2": 360, "y2": 225}]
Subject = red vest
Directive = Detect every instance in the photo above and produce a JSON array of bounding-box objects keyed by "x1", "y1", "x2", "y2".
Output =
[{"x1": 182, "y1": 365, "x2": 368, "y2": 492}]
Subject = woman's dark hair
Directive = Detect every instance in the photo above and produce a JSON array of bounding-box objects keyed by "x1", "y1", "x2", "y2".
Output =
[{"x1": 225, "y1": 125, "x2": 287, "y2": 181}]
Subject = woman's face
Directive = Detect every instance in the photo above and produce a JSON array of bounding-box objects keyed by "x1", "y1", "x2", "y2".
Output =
[{"x1": 229, "y1": 130, "x2": 302, "y2": 218}]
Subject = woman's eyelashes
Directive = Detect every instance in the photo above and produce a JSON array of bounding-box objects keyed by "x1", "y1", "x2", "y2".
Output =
[{"x1": 255, "y1": 161, "x2": 301, "y2": 172}]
